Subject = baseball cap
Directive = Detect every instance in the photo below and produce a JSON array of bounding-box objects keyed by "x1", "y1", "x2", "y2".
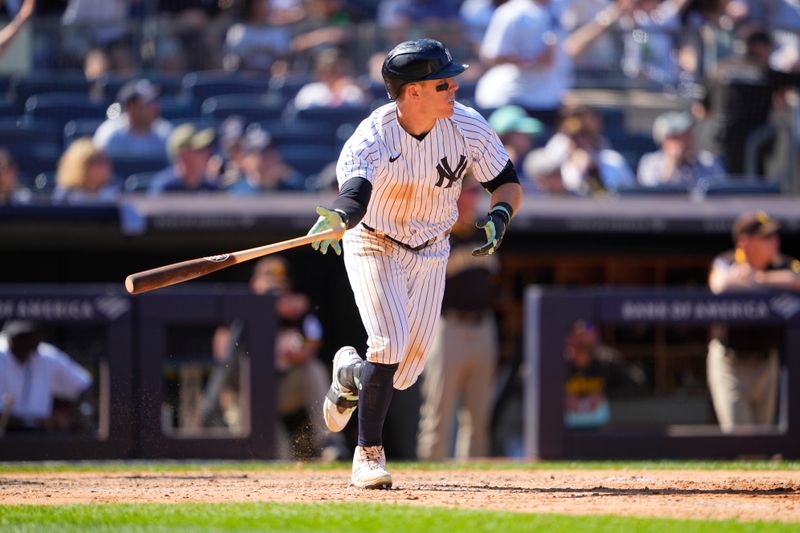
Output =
[
  {"x1": 241, "y1": 126, "x2": 273, "y2": 154},
  {"x1": 1, "y1": 320, "x2": 40, "y2": 338},
  {"x1": 732, "y1": 211, "x2": 780, "y2": 241},
  {"x1": 117, "y1": 79, "x2": 160, "y2": 105},
  {"x1": 652, "y1": 111, "x2": 693, "y2": 143},
  {"x1": 489, "y1": 106, "x2": 544, "y2": 137},
  {"x1": 167, "y1": 124, "x2": 216, "y2": 160}
]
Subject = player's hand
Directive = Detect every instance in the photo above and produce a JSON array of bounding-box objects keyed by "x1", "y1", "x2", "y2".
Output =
[
  {"x1": 308, "y1": 206, "x2": 344, "y2": 256},
  {"x1": 472, "y1": 204, "x2": 511, "y2": 256}
]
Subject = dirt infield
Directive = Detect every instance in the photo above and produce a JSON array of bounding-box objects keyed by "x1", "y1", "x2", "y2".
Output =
[{"x1": 2, "y1": 467, "x2": 800, "y2": 522}]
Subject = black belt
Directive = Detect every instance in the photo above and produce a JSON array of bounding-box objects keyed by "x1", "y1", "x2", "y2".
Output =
[{"x1": 361, "y1": 223, "x2": 439, "y2": 252}]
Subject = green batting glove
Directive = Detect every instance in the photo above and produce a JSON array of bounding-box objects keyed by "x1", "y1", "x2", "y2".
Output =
[
  {"x1": 472, "y1": 203, "x2": 511, "y2": 257},
  {"x1": 308, "y1": 206, "x2": 344, "y2": 256}
]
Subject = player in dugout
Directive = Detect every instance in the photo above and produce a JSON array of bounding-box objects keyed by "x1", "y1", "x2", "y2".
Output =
[{"x1": 306, "y1": 39, "x2": 522, "y2": 488}]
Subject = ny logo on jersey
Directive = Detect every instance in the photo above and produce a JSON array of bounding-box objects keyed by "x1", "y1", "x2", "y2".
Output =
[{"x1": 434, "y1": 155, "x2": 467, "y2": 188}]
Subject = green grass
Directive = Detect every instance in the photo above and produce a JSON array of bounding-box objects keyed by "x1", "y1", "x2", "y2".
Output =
[
  {"x1": 0, "y1": 503, "x2": 794, "y2": 533},
  {"x1": 0, "y1": 459, "x2": 798, "y2": 473}
]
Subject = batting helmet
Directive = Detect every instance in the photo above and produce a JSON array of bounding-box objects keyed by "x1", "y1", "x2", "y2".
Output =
[{"x1": 381, "y1": 39, "x2": 468, "y2": 100}]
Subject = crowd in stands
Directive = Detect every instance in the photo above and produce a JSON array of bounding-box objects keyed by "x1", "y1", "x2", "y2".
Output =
[{"x1": 0, "y1": 0, "x2": 798, "y2": 204}]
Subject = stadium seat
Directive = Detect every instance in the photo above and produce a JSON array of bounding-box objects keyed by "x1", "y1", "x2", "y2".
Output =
[
  {"x1": 201, "y1": 93, "x2": 286, "y2": 122},
  {"x1": 269, "y1": 73, "x2": 314, "y2": 100},
  {"x1": 160, "y1": 96, "x2": 199, "y2": 120},
  {"x1": 110, "y1": 155, "x2": 169, "y2": 181},
  {"x1": 0, "y1": 117, "x2": 61, "y2": 149},
  {"x1": 8, "y1": 142, "x2": 61, "y2": 178},
  {"x1": 123, "y1": 172, "x2": 157, "y2": 193},
  {"x1": 182, "y1": 72, "x2": 271, "y2": 103},
  {"x1": 279, "y1": 143, "x2": 339, "y2": 178},
  {"x1": 63, "y1": 118, "x2": 105, "y2": 147},
  {"x1": 24, "y1": 93, "x2": 108, "y2": 133},
  {"x1": 702, "y1": 178, "x2": 782, "y2": 196},
  {"x1": 615, "y1": 183, "x2": 690, "y2": 196},
  {"x1": 12, "y1": 72, "x2": 91, "y2": 113},
  {"x1": 257, "y1": 119, "x2": 339, "y2": 146}
]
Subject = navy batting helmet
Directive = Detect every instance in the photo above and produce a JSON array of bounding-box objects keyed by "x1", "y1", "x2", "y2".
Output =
[{"x1": 381, "y1": 39, "x2": 468, "y2": 100}]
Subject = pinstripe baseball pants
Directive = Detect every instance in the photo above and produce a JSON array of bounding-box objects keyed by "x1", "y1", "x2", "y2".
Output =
[{"x1": 343, "y1": 225, "x2": 449, "y2": 390}]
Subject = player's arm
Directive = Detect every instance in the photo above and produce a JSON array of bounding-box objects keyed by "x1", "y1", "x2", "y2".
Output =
[
  {"x1": 473, "y1": 161, "x2": 523, "y2": 257},
  {"x1": 307, "y1": 177, "x2": 372, "y2": 255}
]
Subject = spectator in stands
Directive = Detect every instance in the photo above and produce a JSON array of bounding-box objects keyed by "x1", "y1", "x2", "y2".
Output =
[
  {"x1": 488, "y1": 105, "x2": 544, "y2": 180},
  {"x1": 0, "y1": 0, "x2": 35, "y2": 58},
  {"x1": 745, "y1": 0, "x2": 800, "y2": 72},
  {"x1": 160, "y1": 0, "x2": 229, "y2": 71},
  {"x1": 637, "y1": 110, "x2": 725, "y2": 187},
  {"x1": 705, "y1": 24, "x2": 800, "y2": 175},
  {"x1": 476, "y1": 0, "x2": 634, "y2": 127},
  {"x1": 559, "y1": 0, "x2": 618, "y2": 75},
  {"x1": 249, "y1": 256, "x2": 348, "y2": 460},
  {"x1": 289, "y1": 0, "x2": 359, "y2": 59},
  {"x1": 52, "y1": 138, "x2": 118, "y2": 204},
  {"x1": 522, "y1": 147, "x2": 569, "y2": 193},
  {"x1": 377, "y1": 0, "x2": 462, "y2": 47},
  {"x1": 417, "y1": 178, "x2": 500, "y2": 460},
  {"x1": 564, "y1": 319, "x2": 646, "y2": 428},
  {"x1": 541, "y1": 105, "x2": 635, "y2": 195},
  {"x1": 292, "y1": 48, "x2": 368, "y2": 110},
  {"x1": 0, "y1": 149, "x2": 31, "y2": 205},
  {"x1": 94, "y1": 79, "x2": 173, "y2": 160},
  {"x1": 616, "y1": 0, "x2": 692, "y2": 87},
  {"x1": 60, "y1": 0, "x2": 133, "y2": 71},
  {"x1": 0, "y1": 320, "x2": 93, "y2": 432},
  {"x1": 707, "y1": 211, "x2": 800, "y2": 433},
  {"x1": 460, "y1": 0, "x2": 507, "y2": 55},
  {"x1": 224, "y1": 0, "x2": 293, "y2": 74},
  {"x1": 148, "y1": 124, "x2": 219, "y2": 195},
  {"x1": 225, "y1": 127, "x2": 305, "y2": 194},
  {"x1": 209, "y1": 115, "x2": 247, "y2": 187}
]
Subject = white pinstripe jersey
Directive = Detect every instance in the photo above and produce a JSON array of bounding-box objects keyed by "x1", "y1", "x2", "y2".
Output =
[{"x1": 336, "y1": 101, "x2": 510, "y2": 248}]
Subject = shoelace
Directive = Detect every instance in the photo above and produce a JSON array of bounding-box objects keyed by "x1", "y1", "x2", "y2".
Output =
[{"x1": 361, "y1": 447, "x2": 384, "y2": 469}]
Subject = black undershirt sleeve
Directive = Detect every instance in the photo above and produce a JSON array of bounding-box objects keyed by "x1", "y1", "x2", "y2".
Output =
[
  {"x1": 332, "y1": 177, "x2": 372, "y2": 229},
  {"x1": 480, "y1": 160, "x2": 520, "y2": 193}
]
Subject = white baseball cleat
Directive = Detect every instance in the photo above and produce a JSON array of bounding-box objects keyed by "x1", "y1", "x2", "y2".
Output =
[
  {"x1": 323, "y1": 346, "x2": 362, "y2": 432},
  {"x1": 351, "y1": 445, "x2": 392, "y2": 489}
]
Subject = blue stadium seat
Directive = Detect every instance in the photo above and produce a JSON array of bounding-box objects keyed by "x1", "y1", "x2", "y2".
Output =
[
  {"x1": 702, "y1": 178, "x2": 781, "y2": 196},
  {"x1": 24, "y1": 93, "x2": 108, "y2": 133},
  {"x1": 9, "y1": 142, "x2": 61, "y2": 178},
  {"x1": 110, "y1": 155, "x2": 169, "y2": 181},
  {"x1": 615, "y1": 183, "x2": 690, "y2": 196},
  {"x1": 0, "y1": 117, "x2": 61, "y2": 149},
  {"x1": 269, "y1": 73, "x2": 314, "y2": 100},
  {"x1": 291, "y1": 106, "x2": 371, "y2": 142},
  {"x1": 182, "y1": 72, "x2": 271, "y2": 103},
  {"x1": 201, "y1": 93, "x2": 286, "y2": 123},
  {"x1": 123, "y1": 172, "x2": 157, "y2": 193},
  {"x1": 63, "y1": 118, "x2": 105, "y2": 147},
  {"x1": 160, "y1": 96, "x2": 198, "y2": 120},
  {"x1": 12, "y1": 72, "x2": 91, "y2": 113},
  {"x1": 257, "y1": 119, "x2": 338, "y2": 146},
  {"x1": 279, "y1": 143, "x2": 339, "y2": 178}
]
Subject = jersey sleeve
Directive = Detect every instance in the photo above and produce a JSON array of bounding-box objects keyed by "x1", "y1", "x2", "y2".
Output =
[
  {"x1": 458, "y1": 107, "x2": 511, "y2": 184},
  {"x1": 336, "y1": 121, "x2": 382, "y2": 188}
]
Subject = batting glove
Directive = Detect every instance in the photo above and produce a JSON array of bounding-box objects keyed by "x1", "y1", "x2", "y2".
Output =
[
  {"x1": 472, "y1": 203, "x2": 512, "y2": 257},
  {"x1": 308, "y1": 206, "x2": 345, "y2": 256}
]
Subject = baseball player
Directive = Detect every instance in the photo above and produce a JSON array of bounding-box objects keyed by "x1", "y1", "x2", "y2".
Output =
[{"x1": 307, "y1": 39, "x2": 522, "y2": 488}]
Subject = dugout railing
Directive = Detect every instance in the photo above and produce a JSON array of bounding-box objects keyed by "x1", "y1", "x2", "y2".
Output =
[
  {"x1": 524, "y1": 287, "x2": 800, "y2": 460},
  {"x1": 0, "y1": 285, "x2": 277, "y2": 461}
]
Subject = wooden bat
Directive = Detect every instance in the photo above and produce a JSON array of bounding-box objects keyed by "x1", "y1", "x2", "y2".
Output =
[{"x1": 124, "y1": 225, "x2": 345, "y2": 295}]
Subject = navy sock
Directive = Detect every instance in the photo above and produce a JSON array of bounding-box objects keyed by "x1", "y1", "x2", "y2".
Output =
[{"x1": 357, "y1": 361, "x2": 398, "y2": 447}]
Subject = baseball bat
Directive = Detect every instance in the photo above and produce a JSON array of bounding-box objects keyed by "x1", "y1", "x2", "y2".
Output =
[{"x1": 124, "y1": 225, "x2": 345, "y2": 295}]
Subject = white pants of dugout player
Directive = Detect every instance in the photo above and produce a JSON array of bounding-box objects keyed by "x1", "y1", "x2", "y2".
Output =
[
  {"x1": 706, "y1": 338, "x2": 779, "y2": 433},
  {"x1": 343, "y1": 226, "x2": 449, "y2": 389},
  {"x1": 417, "y1": 311, "x2": 497, "y2": 460}
]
